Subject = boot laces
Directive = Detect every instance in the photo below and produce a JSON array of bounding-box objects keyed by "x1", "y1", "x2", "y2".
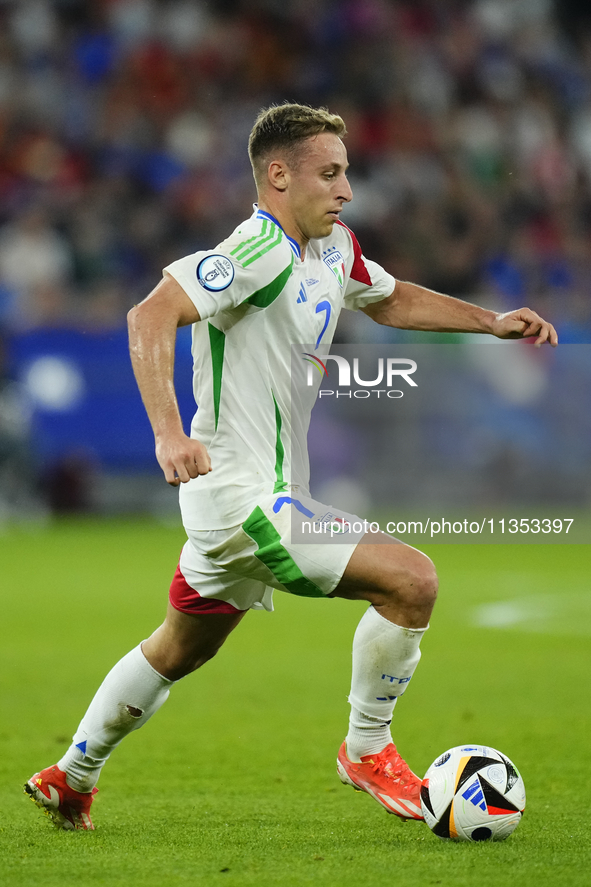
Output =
[{"x1": 371, "y1": 749, "x2": 418, "y2": 796}]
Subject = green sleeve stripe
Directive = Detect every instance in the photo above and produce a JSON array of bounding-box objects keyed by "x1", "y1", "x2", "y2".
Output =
[
  {"x1": 233, "y1": 221, "x2": 276, "y2": 262},
  {"x1": 272, "y1": 393, "x2": 287, "y2": 493},
  {"x1": 208, "y1": 323, "x2": 226, "y2": 431},
  {"x1": 242, "y1": 226, "x2": 282, "y2": 267},
  {"x1": 245, "y1": 255, "x2": 294, "y2": 308},
  {"x1": 230, "y1": 220, "x2": 268, "y2": 257},
  {"x1": 243, "y1": 506, "x2": 325, "y2": 598},
  {"x1": 236, "y1": 225, "x2": 281, "y2": 267}
]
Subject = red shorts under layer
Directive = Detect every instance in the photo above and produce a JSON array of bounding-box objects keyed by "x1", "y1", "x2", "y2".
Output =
[{"x1": 169, "y1": 564, "x2": 244, "y2": 615}]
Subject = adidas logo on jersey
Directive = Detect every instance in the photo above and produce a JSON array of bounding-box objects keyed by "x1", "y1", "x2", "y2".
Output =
[{"x1": 296, "y1": 283, "x2": 307, "y2": 303}]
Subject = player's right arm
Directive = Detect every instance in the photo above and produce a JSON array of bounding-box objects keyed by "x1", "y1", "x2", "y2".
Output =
[
  {"x1": 362, "y1": 281, "x2": 558, "y2": 346},
  {"x1": 127, "y1": 275, "x2": 212, "y2": 487}
]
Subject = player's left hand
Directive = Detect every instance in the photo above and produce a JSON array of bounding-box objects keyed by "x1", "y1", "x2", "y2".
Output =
[{"x1": 492, "y1": 308, "x2": 558, "y2": 347}]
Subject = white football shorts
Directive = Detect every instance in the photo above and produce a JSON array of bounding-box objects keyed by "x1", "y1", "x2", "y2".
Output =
[{"x1": 169, "y1": 492, "x2": 378, "y2": 614}]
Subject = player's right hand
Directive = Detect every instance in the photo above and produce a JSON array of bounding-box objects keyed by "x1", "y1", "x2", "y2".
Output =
[
  {"x1": 155, "y1": 434, "x2": 212, "y2": 486},
  {"x1": 492, "y1": 308, "x2": 558, "y2": 347}
]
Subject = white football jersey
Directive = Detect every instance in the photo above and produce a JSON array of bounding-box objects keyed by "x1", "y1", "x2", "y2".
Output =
[{"x1": 164, "y1": 207, "x2": 395, "y2": 529}]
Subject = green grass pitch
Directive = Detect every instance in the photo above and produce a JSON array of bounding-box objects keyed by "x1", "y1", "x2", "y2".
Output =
[{"x1": 1, "y1": 518, "x2": 590, "y2": 886}]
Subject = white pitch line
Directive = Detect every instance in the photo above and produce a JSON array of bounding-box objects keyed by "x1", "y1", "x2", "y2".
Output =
[{"x1": 472, "y1": 591, "x2": 591, "y2": 636}]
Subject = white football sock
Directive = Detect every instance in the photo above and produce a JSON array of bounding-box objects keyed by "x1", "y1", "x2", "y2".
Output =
[
  {"x1": 58, "y1": 643, "x2": 174, "y2": 792},
  {"x1": 346, "y1": 606, "x2": 428, "y2": 762}
]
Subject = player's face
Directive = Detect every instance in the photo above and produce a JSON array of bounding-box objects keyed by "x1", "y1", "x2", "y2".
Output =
[{"x1": 286, "y1": 133, "x2": 352, "y2": 243}]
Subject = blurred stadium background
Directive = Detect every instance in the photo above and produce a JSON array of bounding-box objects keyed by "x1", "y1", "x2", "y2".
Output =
[{"x1": 0, "y1": 0, "x2": 590, "y2": 522}]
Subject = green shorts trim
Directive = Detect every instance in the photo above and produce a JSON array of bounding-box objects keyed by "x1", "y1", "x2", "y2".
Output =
[{"x1": 243, "y1": 505, "x2": 325, "y2": 598}]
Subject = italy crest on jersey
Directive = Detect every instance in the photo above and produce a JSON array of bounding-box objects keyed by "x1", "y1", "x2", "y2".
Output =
[{"x1": 323, "y1": 247, "x2": 345, "y2": 288}]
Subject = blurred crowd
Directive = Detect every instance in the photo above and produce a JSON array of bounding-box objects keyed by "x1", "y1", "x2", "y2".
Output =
[{"x1": 0, "y1": 0, "x2": 590, "y2": 340}]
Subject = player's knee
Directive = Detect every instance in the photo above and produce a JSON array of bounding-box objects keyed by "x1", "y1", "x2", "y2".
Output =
[
  {"x1": 173, "y1": 641, "x2": 223, "y2": 678},
  {"x1": 396, "y1": 554, "x2": 438, "y2": 610},
  {"x1": 191, "y1": 639, "x2": 224, "y2": 670},
  {"x1": 150, "y1": 638, "x2": 224, "y2": 681},
  {"x1": 412, "y1": 559, "x2": 438, "y2": 608}
]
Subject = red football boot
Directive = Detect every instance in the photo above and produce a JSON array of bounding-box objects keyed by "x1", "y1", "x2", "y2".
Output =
[
  {"x1": 24, "y1": 765, "x2": 97, "y2": 830},
  {"x1": 337, "y1": 741, "x2": 424, "y2": 820}
]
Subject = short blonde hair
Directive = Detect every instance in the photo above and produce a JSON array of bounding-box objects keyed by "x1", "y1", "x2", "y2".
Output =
[{"x1": 248, "y1": 102, "x2": 346, "y2": 187}]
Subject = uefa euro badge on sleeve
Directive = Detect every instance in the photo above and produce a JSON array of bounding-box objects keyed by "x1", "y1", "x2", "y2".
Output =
[{"x1": 197, "y1": 255, "x2": 235, "y2": 291}]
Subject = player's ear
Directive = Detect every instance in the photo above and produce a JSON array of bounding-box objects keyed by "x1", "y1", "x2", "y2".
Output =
[{"x1": 267, "y1": 159, "x2": 289, "y2": 192}]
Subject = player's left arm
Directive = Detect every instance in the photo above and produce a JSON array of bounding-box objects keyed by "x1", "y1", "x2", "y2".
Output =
[{"x1": 361, "y1": 280, "x2": 558, "y2": 347}]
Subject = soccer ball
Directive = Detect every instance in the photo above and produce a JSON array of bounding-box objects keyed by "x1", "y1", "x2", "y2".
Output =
[{"x1": 420, "y1": 744, "x2": 526, "y2": 842}]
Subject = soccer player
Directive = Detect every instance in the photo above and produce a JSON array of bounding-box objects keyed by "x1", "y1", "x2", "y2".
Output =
[{"x1": 25, "y1": 104, "x2": 557, "y2": 830}]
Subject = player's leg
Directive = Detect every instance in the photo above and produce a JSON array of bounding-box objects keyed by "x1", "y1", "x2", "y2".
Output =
[
  {"x1": 335, "y1": 533, "x2": 437, "y2": 625},
  {"x1": 25, "y1": 605, "x2": 244, "y2": 829},
  {"x1": 332, "y1": 533, "x2": 437, "y2": 819},
  {"x1": 60, "y1": 603, "x2": 245, "y2": 788},
  {"x1": 334, "y1": 532, "x2": 437, "y2": 751},
  {"x1": 142, "y1": 601, "x2": 247, "y2": 680}
]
